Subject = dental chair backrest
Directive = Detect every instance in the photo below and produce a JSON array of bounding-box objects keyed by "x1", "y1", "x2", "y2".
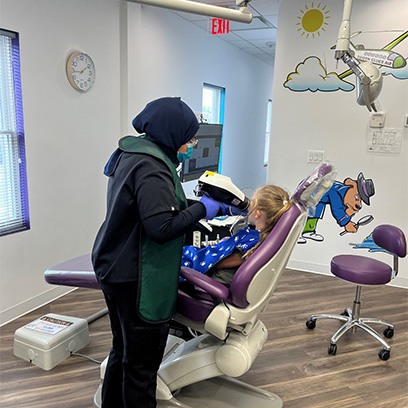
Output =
[
  {"x1": 229, "y1": 204, "x2": 303, "y2": 310},
  {"x1": 229, "y1": 162, "x2": 335, "y2": 311},
  {"x1": 186, "y1": 163, "x2": 335, "y2": 338}
]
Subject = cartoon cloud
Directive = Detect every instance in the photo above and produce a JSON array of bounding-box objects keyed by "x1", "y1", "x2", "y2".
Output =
[{"x1": 284, "y1": 56, "x2": 355, "y2": 92}]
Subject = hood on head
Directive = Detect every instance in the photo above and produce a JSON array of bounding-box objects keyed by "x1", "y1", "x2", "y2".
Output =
[{"x1": 132, "y1": 97, "x2": 199, "y2": 153}]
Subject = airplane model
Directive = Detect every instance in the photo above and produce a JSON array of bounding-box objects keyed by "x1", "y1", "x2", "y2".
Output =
[{"x1": 334, "y1": 30, "x2": 408, "y2": 79}]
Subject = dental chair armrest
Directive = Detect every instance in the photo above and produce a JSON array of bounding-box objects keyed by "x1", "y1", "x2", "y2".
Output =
[
  {"x1": 180, "y1": 267, "x2": 230, "y2": 300},
  {"x1": 44, "y1": 270, "x2": 101, "y2": 289},
  {"x1": 44, "y1": 254, "x2": 100, "y2": 290}
]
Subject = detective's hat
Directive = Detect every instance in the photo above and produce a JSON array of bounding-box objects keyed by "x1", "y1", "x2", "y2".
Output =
[{"x1": 357, "y1": 172, "x2": 375, "y2": 205}]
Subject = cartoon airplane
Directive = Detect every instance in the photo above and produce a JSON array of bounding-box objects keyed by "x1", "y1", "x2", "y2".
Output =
[{"x1": 332, "y1": 30, "x2": 408, "y2": 79}]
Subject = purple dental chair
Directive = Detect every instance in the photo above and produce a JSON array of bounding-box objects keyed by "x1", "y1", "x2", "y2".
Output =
[
  {"x1": 306, "y1": 224, "x2": 407, "y2": 361},
  {"x1": 44, "y1": 162, "x2": 335, "y2": 408}
]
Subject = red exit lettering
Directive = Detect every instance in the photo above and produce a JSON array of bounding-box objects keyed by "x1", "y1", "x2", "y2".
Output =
[{"x1": 211, "y1": 18, "x2": 230, "y2": 35}]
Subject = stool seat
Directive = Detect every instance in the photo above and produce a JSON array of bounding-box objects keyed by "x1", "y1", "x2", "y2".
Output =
[{"x1": 331, "y1": 254, "x2": 392, "y2": 286}]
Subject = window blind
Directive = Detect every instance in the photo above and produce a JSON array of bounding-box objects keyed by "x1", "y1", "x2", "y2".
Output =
[{"x1": 0, "y1": 29, "x2": 30, "y2": 236}]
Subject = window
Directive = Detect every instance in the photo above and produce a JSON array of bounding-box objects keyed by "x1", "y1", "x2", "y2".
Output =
[
  {"x1": 264, "y1": 99, "x2": 272, "y2": 167},
  {"x1": 202, "y1": 83, "x2": 225, "y2": 172},
  {"x1": 0, "y1": 29, "x2": 30, "y2": 236},
  {"x1": 202, "y1": 83, "x2": 225, "y2": 125}
]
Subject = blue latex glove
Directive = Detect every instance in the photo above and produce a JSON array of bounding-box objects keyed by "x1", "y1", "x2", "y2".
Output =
[
  {"x1": 218, "y1": 203, "x2": 230, "y2": 216},
  {"x1": 199, "y1": 195, "x2": 222, "y2": 220},
  {"x1": 218, "y1": 203, "x2": 248, "y2": 217}
]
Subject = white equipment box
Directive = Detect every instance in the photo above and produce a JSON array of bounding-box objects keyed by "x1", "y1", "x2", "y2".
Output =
[{"x1": 13, "y1": 313, "x2": 90, "y2": 370}]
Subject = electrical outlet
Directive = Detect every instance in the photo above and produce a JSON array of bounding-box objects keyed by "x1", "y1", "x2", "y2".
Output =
[{"x1": 307, "y1": 150, "x2": 325, "y2": 163}]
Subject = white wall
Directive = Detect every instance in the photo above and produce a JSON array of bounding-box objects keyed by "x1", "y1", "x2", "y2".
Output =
[
  {"x1": 123, "y1": 4, "x2": 273, "y2": 191},
  {"x1": 269, "y1": 0, "x2": 408, "y2": 286},
  {"x1": 0, "y1": 1, "x2": 273, "y2": 324},
  {"x1": 0, "y1": 0, "x2": 122, "y2": 325}
]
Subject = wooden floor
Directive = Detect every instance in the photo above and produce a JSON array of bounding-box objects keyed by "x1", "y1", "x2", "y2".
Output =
[{"x1": 1, "y1": 269, "x2": 407, "y2": 408}]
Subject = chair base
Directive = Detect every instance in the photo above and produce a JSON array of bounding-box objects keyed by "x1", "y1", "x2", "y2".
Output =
[
  {"x1": 306, "y1": 291, "x2": 395, "y2": 361},
  {"x1": 94, "y1": 377, "x2": 283, "y2": 408},
  {"x1": 94, "y1": 333, "x2": 282, "y2": 408}
]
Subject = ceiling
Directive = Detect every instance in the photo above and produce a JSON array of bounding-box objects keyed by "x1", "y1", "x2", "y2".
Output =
[{"x1": 172, "y1": 0, "x2": 280, "y2": 65}]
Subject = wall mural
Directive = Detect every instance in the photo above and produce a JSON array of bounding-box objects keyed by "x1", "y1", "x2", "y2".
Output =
[
  {"x1": 295, "y1": 2, "x2": 330, "y2": 39},
  {"x1": 287, "y1": 3, "x2": 405, "y2": 249},
  {"x1": 350, "y1": 233, "x2": 390, "y2": 254},
  {"x1": 298, "y1": 172, "x2": 375, "y2": 244},
  {"x1": 284, "y1": 2, "x2": 408, "y2": 94}
]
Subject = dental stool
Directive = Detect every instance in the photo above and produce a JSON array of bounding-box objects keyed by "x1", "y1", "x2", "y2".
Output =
[
  {"x1": 44, "y1": 162, "x2": 335, "y2": 408},
  {"x1": 306, "y1": 224, "x2": 407, "y2": 361}
]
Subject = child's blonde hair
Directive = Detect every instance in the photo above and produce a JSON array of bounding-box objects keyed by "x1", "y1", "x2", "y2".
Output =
[{"x1": 243, "y1": 185, "x2": 292, "y2": 258}]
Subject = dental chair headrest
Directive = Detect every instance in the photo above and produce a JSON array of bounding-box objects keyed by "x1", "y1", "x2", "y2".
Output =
[{"x1": 292, "y1": 162, "x2": 336, "y2": 210}]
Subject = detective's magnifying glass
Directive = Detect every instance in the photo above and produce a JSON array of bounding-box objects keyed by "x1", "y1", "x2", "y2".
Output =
[{"x1": 340, "y1": 214, "x2": 374, "y2": 236}]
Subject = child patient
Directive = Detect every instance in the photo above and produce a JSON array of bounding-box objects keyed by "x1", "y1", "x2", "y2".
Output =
[{"x1": 181, "y1": 184, "x2": 292, "y2": 286}]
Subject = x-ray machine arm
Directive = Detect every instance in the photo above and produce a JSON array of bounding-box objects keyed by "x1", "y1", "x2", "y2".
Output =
[
  {"x1": 126, "y1": 0, "x2": 253, "y2": 23},
  {"x1": 335, "y1": 0, "x2": 383, "y2": 112}
]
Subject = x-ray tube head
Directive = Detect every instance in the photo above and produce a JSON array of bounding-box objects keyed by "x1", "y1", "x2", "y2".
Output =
[
  {"x1": 356, "y1": 62, "x2": 383, "y2": 110},
  {"x1": 335, "y1": 0, "x2": 384, "y2": 111}
]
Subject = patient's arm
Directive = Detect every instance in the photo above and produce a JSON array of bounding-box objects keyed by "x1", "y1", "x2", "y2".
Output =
[
  {"x1": 180, "y1": 267, "x2": 230, "y2": 300},
  {"x1": 215, "y1": 252, "x2": 244, "y2": 269}
]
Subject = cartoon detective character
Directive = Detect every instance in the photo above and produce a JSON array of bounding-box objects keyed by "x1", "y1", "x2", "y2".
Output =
[{"x1": 299, "y1": 172, "x2": 375, "y2": 243}]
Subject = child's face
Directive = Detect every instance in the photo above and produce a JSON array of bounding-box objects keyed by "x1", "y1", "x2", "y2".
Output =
[
  {"x1": 248, "y1": 195, "x2": 257, "y2": 225},
  {"x1": 248, "y1": 192, "x2": 267, "y2": 231}
]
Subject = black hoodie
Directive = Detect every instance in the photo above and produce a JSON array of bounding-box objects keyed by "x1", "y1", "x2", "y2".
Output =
[{"x1": 92, "y1": 97, "x2": 205, "y2": 283}]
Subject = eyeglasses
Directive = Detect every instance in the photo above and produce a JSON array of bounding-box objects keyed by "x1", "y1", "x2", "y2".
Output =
[{"x1": 186, "y1": 137, "x2": 198, "y2": 148}]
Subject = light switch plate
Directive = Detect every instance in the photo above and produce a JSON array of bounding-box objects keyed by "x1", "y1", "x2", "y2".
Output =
[{"x1": 370, "y1": 112, "x2": 386, "y2": 128}]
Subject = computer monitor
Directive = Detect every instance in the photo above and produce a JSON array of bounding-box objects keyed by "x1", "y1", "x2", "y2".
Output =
[{"x1": 180, "y1": 123, "x2": 223, "y2": 182}]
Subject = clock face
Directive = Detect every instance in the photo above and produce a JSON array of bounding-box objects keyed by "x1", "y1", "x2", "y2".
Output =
[{"x1": 66, "y1": 52, "x2": 95, "y2": 92}]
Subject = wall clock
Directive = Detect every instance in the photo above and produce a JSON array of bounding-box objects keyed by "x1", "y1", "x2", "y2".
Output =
[{"x1": 66, "y1": 51, "x2": 95, "y2": 92}]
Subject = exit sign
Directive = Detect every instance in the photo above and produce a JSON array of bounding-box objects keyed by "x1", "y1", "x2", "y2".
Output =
[{"x1": 211, "y1": 18, "x2": 230, "y2": 35}]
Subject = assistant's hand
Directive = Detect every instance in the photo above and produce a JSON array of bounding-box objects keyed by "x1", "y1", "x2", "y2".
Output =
[
  {"x1": 199, "y1": 195, "x2": 223, "y2": 220},
  {"x1": 218, "y1": 203, "x2": 248, "y2": 217}
]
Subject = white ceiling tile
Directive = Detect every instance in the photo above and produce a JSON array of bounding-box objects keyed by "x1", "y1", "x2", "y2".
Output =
[
  {"x1": 172, "y1": 0, "x2": 279, "y2": 65},
  {"x1": 249, "y1": 0, "x2": 280, "y2": 16},
  {"x1": 233, "y1": 27, "x2": 277, "y2": 41}
]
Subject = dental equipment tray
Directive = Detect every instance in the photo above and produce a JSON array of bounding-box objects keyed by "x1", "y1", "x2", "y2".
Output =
[{"x1": 13, "y1": 313, "x2": 90, "y2": 370}]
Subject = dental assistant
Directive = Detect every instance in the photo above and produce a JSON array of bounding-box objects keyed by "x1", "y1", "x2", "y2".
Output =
[{"x1": 92, "y1": 97, "x2": 223, "y2": 408}]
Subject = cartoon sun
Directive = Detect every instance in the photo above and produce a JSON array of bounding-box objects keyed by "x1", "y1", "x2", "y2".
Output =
[{"x1": 297, "y1": 2, "x2": 330, "y2": 39}]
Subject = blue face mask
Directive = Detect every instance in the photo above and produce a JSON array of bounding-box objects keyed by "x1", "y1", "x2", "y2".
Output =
[{"x1": 177, "y1": 146, "x2": 193, "y2": 163}]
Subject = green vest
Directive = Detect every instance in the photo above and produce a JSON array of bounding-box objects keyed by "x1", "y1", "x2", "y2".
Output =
[{"x1": 119, "y1": 135, "x2": 187, "y2": 322}]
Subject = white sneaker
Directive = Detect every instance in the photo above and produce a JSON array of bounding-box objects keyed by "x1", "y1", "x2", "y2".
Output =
[{"x1": 302, "y1": 232, "x2": 324, "y2": 242}]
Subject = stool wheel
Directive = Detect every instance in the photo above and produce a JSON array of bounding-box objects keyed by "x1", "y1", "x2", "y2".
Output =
[
  {"x1": 379, "y1": 349, "x2": 390, "y2": 361},
  {"x1": 328, "y1": 343, "x2": 337, "y2": 355},
  {"x1": 306, "y1": 319, "x2": 316, "y2": 330},
  {"x1": 383, "y1": 327, "x2": 394, "y2": 339}
]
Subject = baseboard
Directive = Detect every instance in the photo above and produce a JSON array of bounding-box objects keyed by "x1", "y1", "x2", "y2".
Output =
[
  {"x1": 387, "y1": 275, "x2": 408, "y2": 289},
  {"x1": 287, "y1": 259, "x2": 408, "y2": 289},
  {"x1": 0, "y1": 286, "x2": 77, "y2": 327},
  {"x1": 287, "y1": 259, "x2": 331, "y2": 276}
]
